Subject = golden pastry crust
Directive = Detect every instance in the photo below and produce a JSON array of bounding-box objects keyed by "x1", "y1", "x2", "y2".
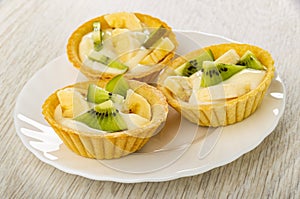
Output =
[
  {"x1": 67, "y1": 12, "x2": 178, "y2": 82},
  {"x1": 157, "y1": 43, "x2": 275, "y2": 127},
  {"x1": 42, "y1": 80, "x2": 168, "y2": 159}
]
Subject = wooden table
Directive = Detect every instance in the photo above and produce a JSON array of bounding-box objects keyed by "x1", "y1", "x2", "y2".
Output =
[{"x1": 1, "y1": 0, "x2": 299, "y2": 198}]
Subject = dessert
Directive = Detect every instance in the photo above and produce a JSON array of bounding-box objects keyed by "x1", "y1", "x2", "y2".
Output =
[
  {"x1": 67, "y1": 12, "x2": 177, "y2": 82},
  {"x1": 42, "y1": 76, "x2": 168, "y2": 159},
  {"x1": 158, "y1": 43, "x2": 275, "y2": 127}
]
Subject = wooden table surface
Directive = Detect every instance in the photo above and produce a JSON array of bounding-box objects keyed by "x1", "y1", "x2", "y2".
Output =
[{"x1": 1, "y1": 0, "x2": 299, "y2": 198}]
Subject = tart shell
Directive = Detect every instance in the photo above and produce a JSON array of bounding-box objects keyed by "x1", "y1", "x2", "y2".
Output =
[
  {"x1": 42, "y1": 80, "x2": 168, "y2": 159},
  {"x1": 67, "y1": 12, "x2": 178, "y2": 82},
  {"x1": 157, "y1": 43, "x2": 275, "y2": 127}
]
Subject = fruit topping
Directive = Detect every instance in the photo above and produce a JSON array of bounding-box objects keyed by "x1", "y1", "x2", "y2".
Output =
[
  {"x1": 200, "y1": 61, "x2": 245, "y2": 87},
  {"x1": 140, "y1": 37, "x2": 175, "y2": 65},
  {"x1": 105, "y1": 74, "x2": 130, "y2": 97},
  {"x1": 87, "y1": 84, "x2": 123, "y2": 104},
  {"x1": 75, "y1": 100, "x2": 127, "y2": 132},
  {"x1": 57, "y1": 88, "x2": 90, "y2": 118},
  {"x1": 104, "y1": 12, "x2": 142, "y2": 30},
  {"x1": 92, "y1": 22, "x2": 103, "y2": 51},
  {"x1": 123, "y1": 89, "x2": 152, "y2": 120},
  {"x1": 174, "y1": 49, "x2": 214, "y2": 76},
  {"x1": 143, "y1": 25, "x2": 167, "y2": 49},
  {"x1": 111, "y1": 28, "x2": 142, "y2": 63},
  {"x1": 164, "y1": 76, "x2": 192, "y2": 101},
  {"x1": 88, "y1": 51, "x2": 128, "y2": 72},
  {"x1": 238, "y1": 50, "x2": 265, "y2": 70},
  {"x1": 214, "y1": 49, "x2": 240, "y2": 64}
]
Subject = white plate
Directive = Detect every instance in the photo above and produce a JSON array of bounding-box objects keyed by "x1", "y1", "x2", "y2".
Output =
[{"x1": 14, "y1": 31, "x2": 285, "y2": 183}]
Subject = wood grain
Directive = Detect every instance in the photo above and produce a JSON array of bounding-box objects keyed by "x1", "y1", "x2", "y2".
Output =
[{"x1": 0, "y1": 0, "x2": 299, "y2": 198}]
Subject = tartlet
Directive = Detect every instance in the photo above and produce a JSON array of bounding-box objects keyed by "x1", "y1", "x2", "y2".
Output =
[
  {"x1": 67, "y1": 12, "x2": 177, "y2": 82},
  {"x1": 42, "y1": 80, "x2": 168, "y2": 159},
  {"x1": 157, "y1": 43, "x2": 275, "y2": 127}
]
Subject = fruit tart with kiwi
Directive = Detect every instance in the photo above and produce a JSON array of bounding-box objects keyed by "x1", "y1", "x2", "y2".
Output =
[
  {"x1": 42, "y1": 75, "x2": 168, "y2": 159},
  {"x1": 158, "y1": 43, "x2": 275, "y2": 127},
  {"x1": 67, "y1": 12, "x2": 177, "y2": 82}
]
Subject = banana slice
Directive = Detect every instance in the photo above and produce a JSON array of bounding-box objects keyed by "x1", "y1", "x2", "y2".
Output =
[
  {"x1": 224, "y1": 68, "x2": 266, "y2": 90},
  {"x1": 123, "y1": 89, "x2": 151, "y2": 120},
  {"x1": 111, "y1": 28, "x2": 141, "y2": 63},
  {"x1": 140, "y1": 37, "x2": 175, "y2": 65},
  {"x1": 125, "y1": 49, "x2": 150, "y2": 69},
  {"x1": 164, "y1": 76, "x2": 192, "y2": 101},
  {"x1": 57, "y1": 88, "x2": 90, "y2": 118},
  {"x1": 104, "y1": 12, "x2": 142, "y2": 30},
  {"x1": 120, "y1": 113, "x2": 150, "y2": 129},
  {"x1": 214, "y1": 49, "x2": 240, "y2": 64},
  {"x1": 192, "y1": 83, "x2": 251, "y2": 102}
]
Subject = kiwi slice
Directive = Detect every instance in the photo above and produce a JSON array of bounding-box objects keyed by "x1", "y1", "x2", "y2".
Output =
[
  {"x1": 174, "y1": 49, "x2": 214, "y2": 77},
  {"x1": 87, "y1": 84, "x2": 123, "y2": 104},
  {"x1": 200, "y1": 61, "x2": 245, "y2": 87},
  {"x1": 74, "y1": 109, "x2": 101, "y2": 130},
  {"x1": 92, "y1": 22, "x2": 103, "y2": 51},
  {"x1": 105, "y1": 74, "x2": 129, "y2": 97},
  {"x1": 75, "y1": 100, "x2": 127, "y2": 132},
  {"x1": 238, "y1": 50, "x2": 264, "y2": 70},
  {"x1": 88, "y1": 52, "x2": 128, "y2": 71},
  {"x1": 143, "y1": 25, "x2": 167, "y2": 49},
  {"x1": 94, "y1": 100, "x2": 127, "y2": 132}
]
